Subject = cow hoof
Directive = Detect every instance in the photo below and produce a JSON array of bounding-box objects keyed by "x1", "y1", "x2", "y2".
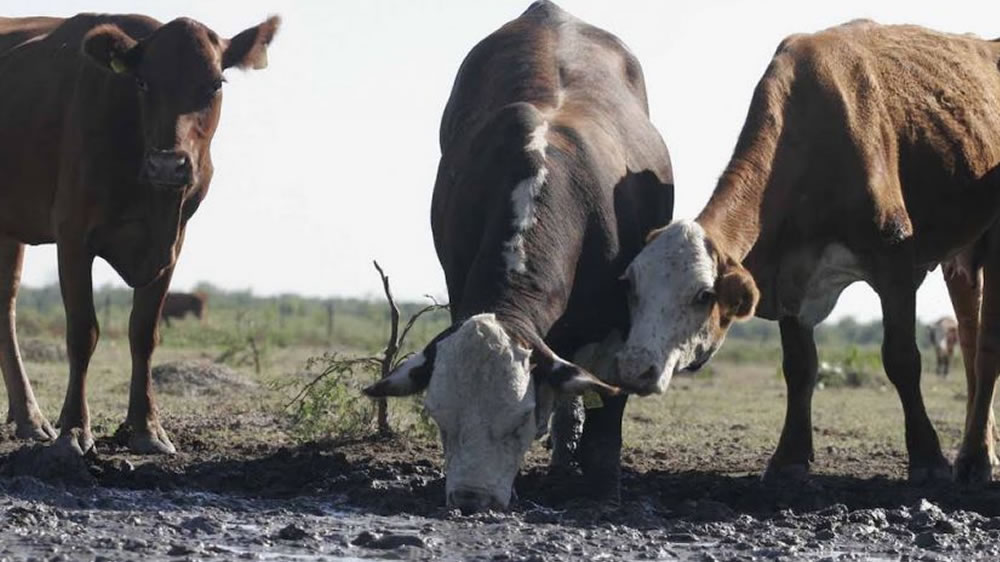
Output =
[
  {"x1": 954, "y1": 451, "x2": 992, "y2": 485},
  {"x1": 53, "y1": 428, "x2": 95, "y2": 457},
  {"x1": 762, "y1": 461, "x2": 810, "y2": 482},
  {"x1": 129, "y1": 426, "x2": 177, "y2": 455},
  {"x1": 13, "y1": 414, "x2": 57, "y2": 442},
  {"x1": 909, "y1": 462, "x2": 952, "y2": 484}
]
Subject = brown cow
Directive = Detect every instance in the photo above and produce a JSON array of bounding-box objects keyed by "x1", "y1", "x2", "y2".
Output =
[
  {"x1": 160, "y1": 292, "x2": 207, "y2": 327},
  {"x1": 619, "y1": 20, "x2": 1000, "y2": 483},
  {"x1": 0, "y1": 14, "x2": 279, "y2": 455}
]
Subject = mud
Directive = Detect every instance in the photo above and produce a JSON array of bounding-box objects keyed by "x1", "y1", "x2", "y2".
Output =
[{"x1": 3, "y1": 415, "x2": 1000, "y2": 561}]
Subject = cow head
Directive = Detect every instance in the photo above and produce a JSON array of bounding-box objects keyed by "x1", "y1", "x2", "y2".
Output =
[
  {"x1": 618, "y1": 219, "x2": 759, "y2": 395},
  {"x1": 364, "y1": 313, "x2": 618, "y2": 513},
  {"x1": 81, "y1": 16, "x2": 280, "y2": 287}
]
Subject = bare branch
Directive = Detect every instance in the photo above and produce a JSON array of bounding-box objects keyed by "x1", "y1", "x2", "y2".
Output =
[
  {"x1": 396, "y1": 302, "x2": 449, "y2": 367},
  {"x1": 374, "y1": 260, "x2": 401, "y2": 374},
  {"x1": 373, "y1": 260, "x2": 401, "y2": 436}
]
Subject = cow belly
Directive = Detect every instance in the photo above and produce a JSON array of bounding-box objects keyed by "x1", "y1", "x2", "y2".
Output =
[{"x1": 787, "y1": 244, "x2": 867, "y2": 327}]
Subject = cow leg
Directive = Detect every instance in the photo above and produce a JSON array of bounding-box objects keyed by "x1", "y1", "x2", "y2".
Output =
[
  {"x1": 576, "y1": 394, "x2": 627, "y2": 502},
  {"x1": 945, "y1": 269, "x2": 998, "y2": 473},
  {"x1": 54, "y1": 248, "x2": 98, "y2": 455},
  {"x1": 0, "y1": 237, "x2": 56, "y2": 440},
  {"x1": 880, "y1": 286, "x2": 950, "y2": 482},
  {"x1": 955, "y1": 260, "x2": 1000, "y2": 483},
  {"x1": 549, "y1": 395, "x2": 584, "y2": 470},
  {"x1": 124, "y1": 263, "x2": 175, "y2": 454},
  {"x1": 764, "y1": 316, "x2": 817, "y2": 480}
]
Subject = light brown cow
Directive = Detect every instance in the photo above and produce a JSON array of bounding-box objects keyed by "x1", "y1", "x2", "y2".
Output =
[
  {"x1": 928, "y1": 317, "x2": 959, "y2": 377},
  {"x1": 619, "y1": 20, "x2": 1000, "y2": 483},
  {"x1": 0, "y1": 14, "x2": 278, "y2": 455}
]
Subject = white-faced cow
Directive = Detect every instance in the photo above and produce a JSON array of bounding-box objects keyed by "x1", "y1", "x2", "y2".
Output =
[
  {"x1": 620, "y1": 20, "x2": 1000, "y2": 483},
  {"x1": 365, "y1": 1, "x2": 673, "y2": 512},
  {"x1": 928, "y1": 317, "x2": 959, "y2": 377},
  {"x1": 0, "y1": 14, "x2": 278, "y2": 455}
]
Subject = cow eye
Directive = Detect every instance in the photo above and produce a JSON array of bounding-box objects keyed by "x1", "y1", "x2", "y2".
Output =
[
  {"x1": 693, "y1": 288, "x2": 716, "y2": 307},
  {"x1": 205, "y1": 79, "x2": 224, "y2": 100}
]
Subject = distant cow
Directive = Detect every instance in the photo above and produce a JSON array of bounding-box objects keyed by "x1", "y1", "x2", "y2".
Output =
[
  {"x1": 0, "y1": 14, "x2": 278, "y2": 455},
  {"x1": 927, "y1": 317, "x2": 958, "y2": 377},
  {"x1": 365, "y1": 1, "x2": 673, "y2": 513},
  {"x1": 160, "y1": 292, "x2": 208, "y2": 326},
  {"x1": 621, "y1": 21, "x2": 1000, "y2": 483}
]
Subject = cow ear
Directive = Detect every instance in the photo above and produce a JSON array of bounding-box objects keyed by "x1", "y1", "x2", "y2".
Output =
[
  {"x1": 223, "y1": 15, "x2": 281, "y2": 70},
  {"x1": 363, "y1": 350, "x2": 433, "y2": 397},
  {"x1": 716, "y1": 261, "x2": 759, "y2": 323},
  {"x1": 530, "y1": 344, "x2": 620, "y2": 397},
  {"x1": 83, "y1": 24, "x2": 140, "y2": 75}
]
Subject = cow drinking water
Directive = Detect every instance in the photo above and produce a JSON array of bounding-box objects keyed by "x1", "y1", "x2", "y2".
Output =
[
  {"x1": 365, "y1": 1, "x2": 674, "y2": 512},
  {"x1": 0, "y1": 13, "x2": 279, "y2": 455}
]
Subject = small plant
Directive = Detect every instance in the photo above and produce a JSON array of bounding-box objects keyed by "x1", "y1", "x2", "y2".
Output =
[
  {"x1": 280, "y1": 353, "x2": 380, "y2": 440},
  {"x1": 817, "y1": 345, "x2": 883, "y2": 389},
  {"x1": 280, "y1": 261, "x2": 447, "y2": 440}
]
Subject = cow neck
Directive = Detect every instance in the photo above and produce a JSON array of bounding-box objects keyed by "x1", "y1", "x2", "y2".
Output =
[
  {"x1": 455, "y1": 282, "x2": 564, "y2": 347},
  {"x1": 695, "y1": 67, "x2": 791, "y2": 263}
]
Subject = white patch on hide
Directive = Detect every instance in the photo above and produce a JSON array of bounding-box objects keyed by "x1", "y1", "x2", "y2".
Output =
[
  {"x1": 502, "y1": 121, "x2": 550, "y2": 275},
  {"x1": 423, "y1": 313, "x2": 538, "y2": 509},
  {"x1": 618, "y1": 219, "x2": 718, "y2": 394}
]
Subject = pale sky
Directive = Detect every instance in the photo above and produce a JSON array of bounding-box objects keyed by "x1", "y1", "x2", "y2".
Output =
[{"x1": 6, "y1": 1, "x2": 999, "y2": 322}]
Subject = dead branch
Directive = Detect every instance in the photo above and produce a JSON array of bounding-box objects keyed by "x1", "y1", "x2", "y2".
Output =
[
  {"x1": 396, "y1": 300, "x2": 449, "y2": 369},
  {"x1": 373, "y1": 260, "x2": 399, "y2": 436}
]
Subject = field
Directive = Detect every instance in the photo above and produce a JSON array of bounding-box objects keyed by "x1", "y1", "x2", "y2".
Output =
[{"x1": 1, "y1": 286, "x2": 999, "y2": 561}]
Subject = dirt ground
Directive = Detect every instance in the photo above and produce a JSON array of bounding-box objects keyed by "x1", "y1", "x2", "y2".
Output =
[{"x1": 2, "y1": 342, "x2": 1000, "y2": 561}]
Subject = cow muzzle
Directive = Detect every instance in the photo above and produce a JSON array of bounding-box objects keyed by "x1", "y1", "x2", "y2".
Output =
[
  {"x1": 447, "y1": 488, "x2": 506, "y2": 514},
  {"x1": 615, "y1": 349, "x2": 670, "y2": 396},
  {"x1": 141, "y1": 150, "x2": 193, "y2": 189}
]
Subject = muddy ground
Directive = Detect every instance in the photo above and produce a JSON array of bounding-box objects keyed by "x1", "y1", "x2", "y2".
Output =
[{"x1": 2, "y1": 347, "x2": 1000, "y2": 561}]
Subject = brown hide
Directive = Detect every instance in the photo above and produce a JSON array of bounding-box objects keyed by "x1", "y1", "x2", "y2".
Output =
[
  {"x1": 691, "y1": 20, "x2": 1000, "y2": 481},
  {"x1": 0, "y1": 13, "x2": 278, "y2": 454}
]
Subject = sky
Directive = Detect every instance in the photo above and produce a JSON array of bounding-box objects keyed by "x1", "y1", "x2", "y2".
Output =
[{"x1": 6, "y1": 0, "x2": 999, "y2": 323}]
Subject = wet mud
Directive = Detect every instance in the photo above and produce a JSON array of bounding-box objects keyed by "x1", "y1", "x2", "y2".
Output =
[{"x1": 3, "y1": 416, "x2": 1000, "y2": 561}]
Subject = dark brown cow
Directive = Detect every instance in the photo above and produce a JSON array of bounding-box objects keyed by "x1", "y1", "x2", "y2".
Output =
[
  {"x1": 365, "y1": 1, "x2": 673, "y2": 512},
  {"x1": 0, "y1": 14, "x2": 279, "y2": 455},
  {"x1": 160, "y1": 292, "x2": 207, "y2": 326},
  {"x1": 621, "y1": 20, "x2": 1000, "y2": 483}
]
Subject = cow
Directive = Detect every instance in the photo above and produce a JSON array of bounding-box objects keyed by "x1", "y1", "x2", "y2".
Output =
[
  {"x1": 618, "y1": 20, "x2": 1000, "y2": 484},
  {"x1": 928, "y1": 317, "x2": 959, "y2": 377},
  {"x1": 364, "y1": 1, "x2": 673, "y2": 512},
  {"x1": 0, "y1": 13, "x2": 279, "y2": 455},
  {"x1": 160, "y1": 291, "x2": 208, "y2": 327}
]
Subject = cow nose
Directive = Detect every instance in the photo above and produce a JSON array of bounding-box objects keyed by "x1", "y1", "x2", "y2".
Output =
[
  {"x1": 639, "y1": 366, "x2": 658, "y2": 381},
  {"x1": 614, "y1": 353, "x2": 660, "y2": 396},
  {"x1": 142, "y1": 150, "x2": 193, "y2": 188},
  {"x1": 448, "y1": 489, "x2": 496, "y2": 514}
]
